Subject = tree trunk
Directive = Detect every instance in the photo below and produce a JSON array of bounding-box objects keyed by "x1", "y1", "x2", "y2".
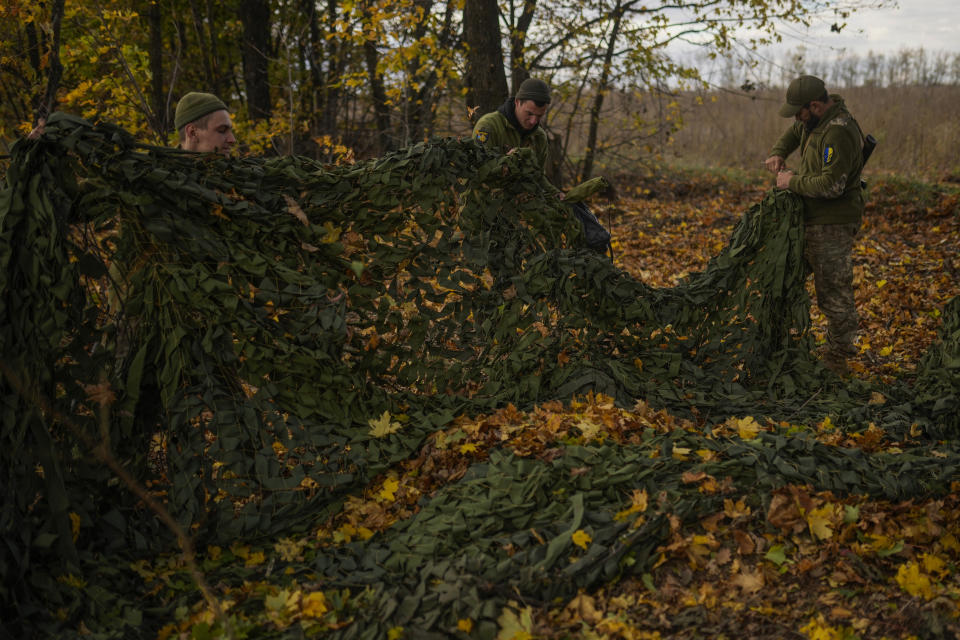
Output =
[
  {"x1": 319, "y1": 0, "x2": 344, "y2": 136},
  {"x1": 581, "y1": 2, "x2": 622, "y2": 181},
  {"x1": 187, "y1": 0, "x2": 215, "y2": 89},
  {"x1": 463, "y1": 0, "x2": 507, "y2": 122},
  {"x1": 146, "y1": 0, "x2": 167, "y2": 135},
  {"x1": 36, "y1": 0, "x2": 65, "y2": 123},
  {"x1": 363, "y1": 36, "x2": 393, "y2": 154},
  {"x1": 239, "y1": 0, "x2": 272, "y2": 120},
  {"x1": 508, "y1": 0, "x2": 537, "y2": 93}
]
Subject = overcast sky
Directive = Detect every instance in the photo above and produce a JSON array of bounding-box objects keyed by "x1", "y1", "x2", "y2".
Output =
[{"x1": 766, "y1": 0, "x2": 959, "y2": 57}]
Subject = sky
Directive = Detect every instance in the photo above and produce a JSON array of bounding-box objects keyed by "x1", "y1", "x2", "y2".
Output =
[{"x1": 764, "y1": 0, "x2": 959, "y2": 57}]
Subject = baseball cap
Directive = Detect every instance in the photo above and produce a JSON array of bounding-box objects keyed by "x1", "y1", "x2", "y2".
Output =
[{"x1": 779, "y1": 75, "x2": 826, "y2": 117}]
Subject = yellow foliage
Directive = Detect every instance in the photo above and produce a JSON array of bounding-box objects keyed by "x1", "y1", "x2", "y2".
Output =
[
  {"x1": 724, "y1": 415, "x2": 761, "y2": 439},
  {"x1": 806, "y1": 504, "x2": 836, "y2": 541},
  {"x1": 895, "y1": 561, "x2": 936, "y2": 599},
  {"x1": 379, "y1": 477, "x2": 400, "y2": 502},
  {"x1": 799, "y1": 614, "x2": 854, "y2": 640},
  {"x1": 69, "y1": 512, "x2": 81, "y2": 542},
  {"x1": 457, "y1": 618, "x2": 474, "y2": 632},
  {"x1": 301, "y1": 591, "x2": 328, "y2": 618},
  {"x1": 571, "y1": 529, "x2": 592, "y2": 550},
  {"x1": 369, "y1": 411, "x2": 402, "y2": 438}
]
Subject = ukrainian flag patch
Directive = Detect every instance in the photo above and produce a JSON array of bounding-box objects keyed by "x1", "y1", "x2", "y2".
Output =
[
  {"x1": 475, "y1": 130, "x2": 488, "y2": 144},
  {"x1": 823, "y1": 145, "x2": 835, "y2": 165}
]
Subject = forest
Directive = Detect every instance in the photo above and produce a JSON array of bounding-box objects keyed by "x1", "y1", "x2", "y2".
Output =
[{"x1": 2, "y1": 0, "x2": 960, "y2": 639}]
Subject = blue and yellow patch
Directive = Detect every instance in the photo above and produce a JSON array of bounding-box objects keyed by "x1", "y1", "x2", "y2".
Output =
[
  {"x1": 475, "y1": 130, "x2": 488, "y2": 144},
  {"x1": 823, "y1": 145, "x2": 835, "y2": 165}
]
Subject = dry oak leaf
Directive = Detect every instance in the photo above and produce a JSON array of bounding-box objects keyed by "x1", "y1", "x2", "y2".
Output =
[
  {"x1": 730, "y1": 566, "x2": 765, "y2": 593},
  {"x1": 565, "y1": 592, "x2": 603, "y2": 624}
]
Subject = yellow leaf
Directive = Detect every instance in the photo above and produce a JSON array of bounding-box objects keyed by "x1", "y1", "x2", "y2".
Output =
[
  {"x1": 939, "y1": 533, "x2": 960, "y2": 553},
  {"x1": 69, "y1": 512, "x2": 81, "y2": 543},
  {"x1": 369, "y1": 411, "x2": 402, "y2": 438},
  {"x1": 379, "y1": 477, "x2": 399, "y2": 502},
  {"x1": 806, "y1": 504, "x2": 835, "y2": 541},
  {"x1": 879, "y1": 346, "x2": 892, "y2": 357},
  {"x1": 301, "y1": 591, "x2": 328, "y2": 618},
  {"x1": 734, "y1": 416, "x2": 761, "y2": 440},
  {"x1": 571, "y1": 529, "x2": 592, "y2": 549},
  {"x1": 459, "y1": 443, "x2": 478, "y2": 454},
  {"x1": 877, "y1": 279, "x2": 887, "y2": 288},
  {"x1": 895, "y1": 561, "x2": 935, "y2": 599},
  {"x1": 245, "y1": 551, "x2": 265, "y2": 566},
  {"x1": 671, "y1": 446, "x2": 691, "y2": 460},
  {"x1": 321, "y1": 221, "x2": 341, "y2": 243},
  {"x1": 496, "y1": 602, "x2": 535, "y2": 640},
  {"x1": 387, "y1": 627, "x2": 404, "y2": 640},
  {"x1": 921, "y1": 552, "x2": 947, "y2": 577},
  {"x1": 457, "y1": 618, "x2": 474, "y2": 632},
  {"x1": 576, "y1": 419, "x2": 603, "y2": 442}
]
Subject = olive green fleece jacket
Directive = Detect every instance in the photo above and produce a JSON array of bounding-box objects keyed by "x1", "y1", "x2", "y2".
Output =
[
  {"x1": 770, "y1": 95, "x2": 865, "y2": 225},
  {"x1": 473, "y1": 105, "x2": 550, "y2": 174}
]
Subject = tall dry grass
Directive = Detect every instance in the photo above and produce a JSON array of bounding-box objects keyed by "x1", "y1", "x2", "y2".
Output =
[{"x1": 664, "y1": 85, "x2": 960, "y2": 182}]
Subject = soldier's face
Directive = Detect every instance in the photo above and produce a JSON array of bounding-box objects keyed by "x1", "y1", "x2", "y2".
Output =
[
  {"x1": 796, "y1": 102, "x2": 823, "y2": 132},
  {"x1": 185, "y1": 110, "x2": 236, "y2": 156},
  {"x1": 514, "y1": 100, "x2": 547, "y2": 130}
]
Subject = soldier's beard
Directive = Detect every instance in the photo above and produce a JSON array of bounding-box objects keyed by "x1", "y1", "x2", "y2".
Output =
[{"x1": 804, "y1": 115, "x2": 821, "y2": 132}]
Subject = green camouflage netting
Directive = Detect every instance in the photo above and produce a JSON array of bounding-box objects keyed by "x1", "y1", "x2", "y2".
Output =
[{"x1": 2, "y1": 114, "x2": 959, "y2": 637}]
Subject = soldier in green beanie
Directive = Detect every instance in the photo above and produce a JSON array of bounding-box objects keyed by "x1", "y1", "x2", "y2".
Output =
[
  {"x1": 175, "y1": 91, "x2": 235, "y2": 156},
  {"x1": 765, "y1": 75, "x2": 866, "y2": 375},
  {"x1": 472, "y1": 78, "x2": 614, "y2": 255},
  {"x1": 473, "y1": 78, "x2": 555, "y2": 188}
]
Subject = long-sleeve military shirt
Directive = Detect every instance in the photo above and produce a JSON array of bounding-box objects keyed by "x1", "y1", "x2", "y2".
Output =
[{"x1": 770, "y1": 95, "x2": 865, "y2": 225}]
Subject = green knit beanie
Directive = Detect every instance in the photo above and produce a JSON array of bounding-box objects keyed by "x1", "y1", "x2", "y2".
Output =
[
  {"x1": 515, "y1": 78, "x2": 551, "y2": 104},
  {"x1": 174, "y1": 92, "x2": 228, "y2": 130}
]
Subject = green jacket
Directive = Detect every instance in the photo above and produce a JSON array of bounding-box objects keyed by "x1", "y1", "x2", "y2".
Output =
[
  {"x1": 473, "y1": 99, "x2": 550, "y2": 174},
  {"x1": 771, "y1": 95, "x2": 865, "y2": 225}
]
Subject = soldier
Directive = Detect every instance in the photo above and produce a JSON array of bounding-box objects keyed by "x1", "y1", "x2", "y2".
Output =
[
  {"x1": 174, "y1": 92, "x2": 236, "y2": 156},
  {"x1": 473, "y1": 78, "x2": 558, "y2": 193},
  {"x1": 765, "y1": 75, "x2": 865, "y2": 375}
]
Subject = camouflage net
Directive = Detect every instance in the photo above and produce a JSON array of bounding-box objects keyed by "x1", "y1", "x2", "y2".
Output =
[{"x1": 2, "y1": 114, "x2": 960, "y2": 638}]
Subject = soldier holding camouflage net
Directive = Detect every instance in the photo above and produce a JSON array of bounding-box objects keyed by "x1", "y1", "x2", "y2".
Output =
[{"x1": 765, "y1": 75, "x2": 865, "y2": 375}]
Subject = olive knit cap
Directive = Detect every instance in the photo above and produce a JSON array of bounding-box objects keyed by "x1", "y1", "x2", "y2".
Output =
[
  {"x1": 779, "y1": 75, "x2": 826, "y2": 117},
  {"x1": 174, "y1": 92, "x2": 228, "y2": 130},
  {"x1": 515, "y1": 78, "x2": 551, "y2": 104}
]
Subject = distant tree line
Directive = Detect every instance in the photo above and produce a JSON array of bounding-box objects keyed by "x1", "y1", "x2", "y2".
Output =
[
  {"x1": 704, "y1": 47, "x2": 960, "y2": 91},
  {"x1": 2, "y1": 0, "x2": 934, "y2": 182}
]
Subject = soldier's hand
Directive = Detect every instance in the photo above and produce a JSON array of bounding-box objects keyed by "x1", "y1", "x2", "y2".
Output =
[
  {"x1": 776, "y1": 170, "x2": 793, "y2": 190},
  {"x1": 27, "y1": 118, "x2": 46, "y2": 140},
  {"x1": 764, "y1": 155, "x2": 785, "y2": 173}
]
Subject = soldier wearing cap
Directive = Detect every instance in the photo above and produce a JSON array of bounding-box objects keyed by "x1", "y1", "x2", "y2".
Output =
[
  {"x1": 765, "y1": 75, "x2": 865, "y2": 375},
  {"x1": 473, "y1": 78, "x2": 554, "y2": 180},
  {"x1": 175, "y1": 92, "x2": 236, "y2": 156}
]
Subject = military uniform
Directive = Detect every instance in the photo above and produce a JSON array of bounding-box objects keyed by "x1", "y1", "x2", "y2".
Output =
[
  {"x1": 473, "y1": 98, "x2": 550, "y2": 173},
  {"x1": 771, "y1": 91, "x2": 865, "y2": 365}
]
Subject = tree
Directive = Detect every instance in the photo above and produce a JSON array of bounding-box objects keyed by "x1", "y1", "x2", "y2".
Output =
[
  {"x1": 463, "y1": 0, "x2": 508, "y2": 121},
  {"x1": 239, "y1": 0, "x2": 272, "y2": 121}
]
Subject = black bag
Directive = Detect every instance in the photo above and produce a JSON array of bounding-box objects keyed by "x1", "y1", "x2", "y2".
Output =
[{"x1": 570, "y1": 201, "x2": 612, "y2": 254}]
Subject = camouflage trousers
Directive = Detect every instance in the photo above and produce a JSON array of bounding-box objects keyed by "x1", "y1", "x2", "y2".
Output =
[{"x1": 804, "y1": 222, "x2": 859, "y2": 357}]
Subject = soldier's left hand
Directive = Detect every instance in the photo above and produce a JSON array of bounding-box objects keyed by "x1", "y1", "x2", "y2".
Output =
[{"x1": 776, "y1": 170, "x2": 793, "y2": 190}]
